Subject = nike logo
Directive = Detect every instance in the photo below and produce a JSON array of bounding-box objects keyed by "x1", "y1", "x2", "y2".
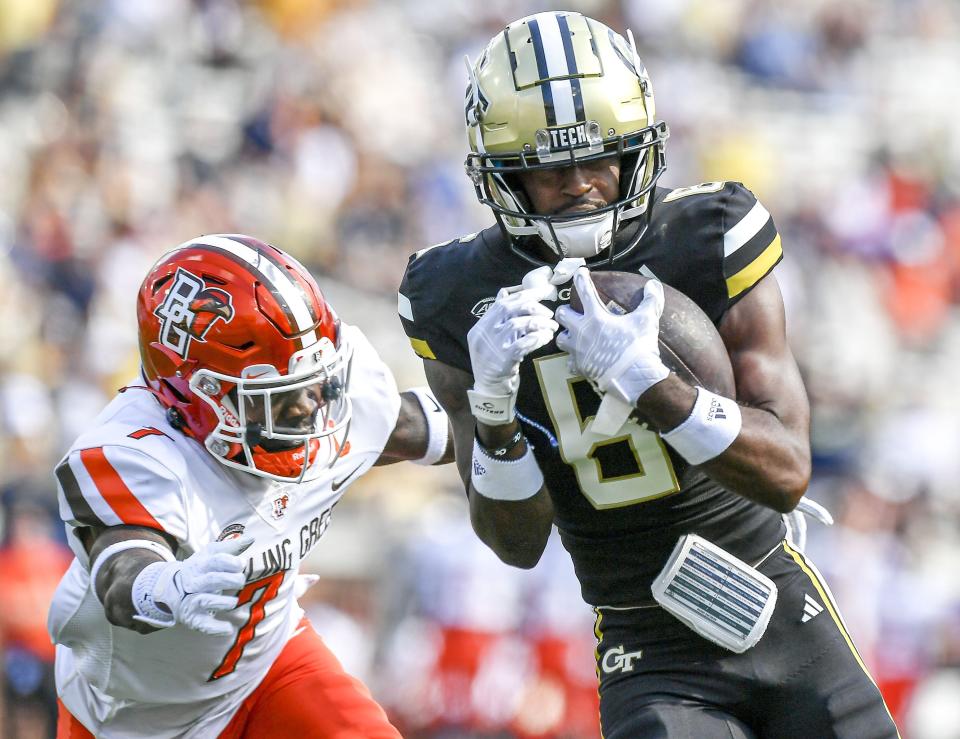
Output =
[{"x1": 331, "y1": 463, "x2": 363, "y2": 492}]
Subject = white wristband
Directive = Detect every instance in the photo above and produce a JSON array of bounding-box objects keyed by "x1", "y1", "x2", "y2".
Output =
[
  {"x1": 467, "y1": 388, "x2": 516, "y2": 426},
  {"x1": 89, "y1": 539, "x2": 176, "y2": 598},
  {"x1": 131, "y1": 560, "x2": 177, "y2": 628},
  {"x1": 471, "y1": 439, "x2": 544, "y2": 501},
  {"x1": 407, "y1": 386, "x2": 449, "y2": 465},
  {"x1": 660, "y1": 388, "x2": 742, "y2": 465}
]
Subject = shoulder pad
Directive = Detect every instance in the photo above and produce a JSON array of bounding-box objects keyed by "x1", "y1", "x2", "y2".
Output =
[
  {"x1": 399, "y1": 230, "x2": 488, "y2": 363},
  {"x1": 54, "y1": 443, "x2": 188, "y2": 539},
  {"x1": 410, "y1": 231, "x2": 482, "y2": 262},
  {"x1": 718, "y1": 183, "x2": 782, "y2": 300},
  {"x1": 657, "y1": 181, "x2": 781, "y2": 300},
  {"x1": 339, "y1": 324, "x2": 401, "y2": 456}
]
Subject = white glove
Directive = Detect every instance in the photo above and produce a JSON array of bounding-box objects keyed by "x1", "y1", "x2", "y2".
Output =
[
  {"x1": 467, "y1": 266, "x2": 559, "y2": 425},
  {"x1": 132, "y1": 537, "x2": 252, "y2": 636},
  {"x1": 555, "y1": 268, "x2": 669, "y2": 410}
]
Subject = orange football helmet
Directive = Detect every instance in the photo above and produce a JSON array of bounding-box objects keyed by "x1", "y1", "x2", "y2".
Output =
[{"x1": 137, "y1": 234, "x2": 352, "y2": 482}]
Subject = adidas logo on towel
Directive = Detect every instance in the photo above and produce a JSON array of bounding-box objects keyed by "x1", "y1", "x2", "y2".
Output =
[{"x1": 801, "y1": 593, "x2": 824, "y2": 623}]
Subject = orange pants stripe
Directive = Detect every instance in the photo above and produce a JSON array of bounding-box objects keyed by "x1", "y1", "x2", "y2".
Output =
[
  {"x1": 57, "y1": 620, "x2": 400, "y2": 738},
  {"x1": 57, "y1": 699, "x2": 94, "y2": 739}
]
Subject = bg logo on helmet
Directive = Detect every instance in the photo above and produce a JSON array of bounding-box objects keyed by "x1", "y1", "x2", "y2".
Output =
[{"x1": 155, "y1": 268, "x2": 235, "y2": 358}]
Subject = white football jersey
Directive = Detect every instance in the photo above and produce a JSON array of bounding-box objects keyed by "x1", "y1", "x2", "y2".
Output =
[{"x1": 48, "y1": 324, "x2": 400, "y2": 738}]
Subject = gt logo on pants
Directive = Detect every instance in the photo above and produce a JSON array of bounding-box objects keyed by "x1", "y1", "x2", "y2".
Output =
[{"x1": 601, "y1": 645, "x2": 643, "y2": 674}]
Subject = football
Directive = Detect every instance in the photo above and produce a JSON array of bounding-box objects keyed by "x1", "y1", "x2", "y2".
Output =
[{"x1": 569, "y1": 271, "x2": 735, "y2": 397}]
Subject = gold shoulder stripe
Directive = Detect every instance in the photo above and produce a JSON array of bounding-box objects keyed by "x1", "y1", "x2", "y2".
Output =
[
  {"x1": 726, "y1": 234, "x2": 782, "y2": 298},
  {"x1": 408, "y1": 337, "x2": 436, "y2": 360}
]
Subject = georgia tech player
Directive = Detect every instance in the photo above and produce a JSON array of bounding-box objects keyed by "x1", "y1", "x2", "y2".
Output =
[
  {"x1": 398, "y1": 12, "x2": 900, "y2": 738},
  {"x1": 49, "y1": 235, "x2": 452, "y2": 738}
]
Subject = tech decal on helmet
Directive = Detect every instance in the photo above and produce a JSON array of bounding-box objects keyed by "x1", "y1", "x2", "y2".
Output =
[
  {"x1": 464, "y1": 11, "x2": 669, "y2": 260},
  {"x1": 137, "y1": 234, "x2": 353, "y2": 483}
]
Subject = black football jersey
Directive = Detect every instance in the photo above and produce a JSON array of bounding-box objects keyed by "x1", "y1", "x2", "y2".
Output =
[{"x1": 399, "y1": 181, "x2": 787, "y2": 606}]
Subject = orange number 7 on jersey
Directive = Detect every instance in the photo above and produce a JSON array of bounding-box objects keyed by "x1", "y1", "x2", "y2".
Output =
[{"x1": 209, "y1": 571, "x2": 285, "y2": 681}]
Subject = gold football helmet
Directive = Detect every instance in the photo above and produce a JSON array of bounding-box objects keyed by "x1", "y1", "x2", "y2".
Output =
[{"x1": 465, "y1": 11, "x2": 669, "y2": 261}]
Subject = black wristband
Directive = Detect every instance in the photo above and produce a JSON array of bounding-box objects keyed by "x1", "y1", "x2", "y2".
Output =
[{"x1": 475, "y1": 428, "x2": 524, "y2": 458}]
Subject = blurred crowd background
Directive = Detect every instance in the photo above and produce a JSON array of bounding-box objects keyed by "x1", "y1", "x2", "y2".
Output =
[{"x1": 1, "y1": 0, "x2": 959, "y2": 737}]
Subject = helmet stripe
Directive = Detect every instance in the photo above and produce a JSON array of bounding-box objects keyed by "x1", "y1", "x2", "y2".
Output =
[
  {"x1": 183, "y1": 235, "x2": 318, "y2": 347},
  {"x1": 556, "y1": 13, "x2": 586, "y2": 123},
  {"x1": 526, "y1": 17, "x2": 558, "y2": 127},
  {"x1": 231, "y1": 235, "x2": 321, "y2": 324},
  {"x1": 529, "y1": 14, "x2": 580, "y2": 126}
]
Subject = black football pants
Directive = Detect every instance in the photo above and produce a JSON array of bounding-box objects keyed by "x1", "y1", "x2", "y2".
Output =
[{"x1": 594, "y1": 541, "x2": 901, "y2": 738}]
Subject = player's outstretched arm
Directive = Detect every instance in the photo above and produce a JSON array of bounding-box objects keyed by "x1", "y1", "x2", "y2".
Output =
[
  {"x1": 87, "y1": 526, "x2": 249, "y2": 635},
  {"x1": 375, "y1": 389, "x2": 455, "y2": 466},
  {"x1": 639, "y1": 275, "x2": 811, "y2": 512},
  {"x1": 88, "y1": 526, "x2": 179, "y2": 633},
  {"x1": 423, "y1": 358, "x2": 554, "y2": 569}
]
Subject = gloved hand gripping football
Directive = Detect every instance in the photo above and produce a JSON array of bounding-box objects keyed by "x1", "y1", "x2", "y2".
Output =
[
  {"x1": 555, "y1": 268, "x2": 669, "y2": 408},
  {"x1": 466, "y1": 266, "x2": 560, "y2": 425}
]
